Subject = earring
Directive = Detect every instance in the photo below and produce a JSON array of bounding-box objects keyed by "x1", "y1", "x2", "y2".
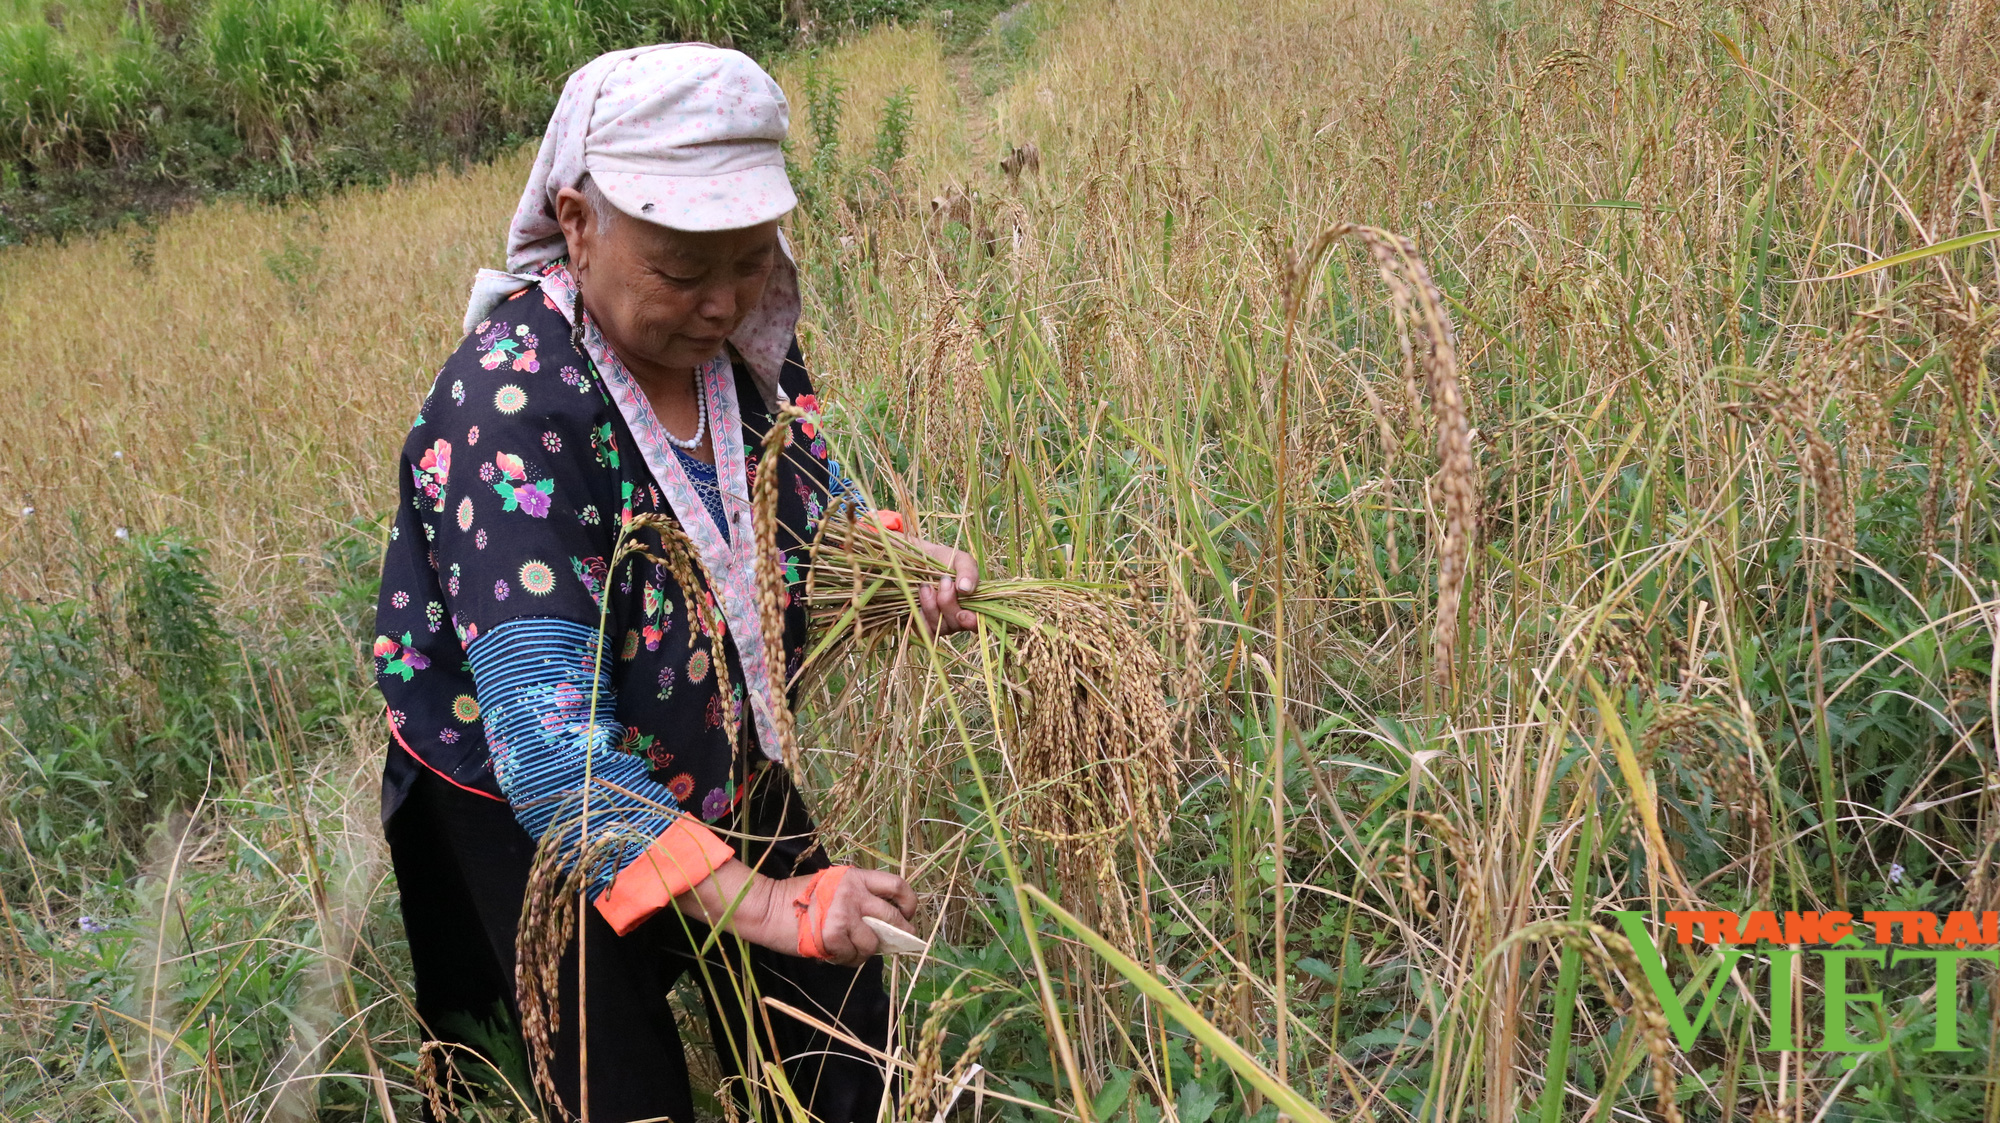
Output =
[{"x1": 570, "y1": 296, "x2": 586, "y2": 351}]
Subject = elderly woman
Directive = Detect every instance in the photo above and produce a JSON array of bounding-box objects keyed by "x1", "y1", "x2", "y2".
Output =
[{"x1": 372, "y1": 45, "x2": 978, "y2": 1122}]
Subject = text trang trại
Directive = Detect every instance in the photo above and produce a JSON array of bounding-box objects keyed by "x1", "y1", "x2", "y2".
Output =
[{"x1": 1612, "y1": 910, "x2": 2000, "y2": 1055}]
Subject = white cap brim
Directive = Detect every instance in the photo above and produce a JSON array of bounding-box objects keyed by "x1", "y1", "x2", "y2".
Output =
[{"x1": 596, "y1": 163, "x2": 797, "y2": 232}]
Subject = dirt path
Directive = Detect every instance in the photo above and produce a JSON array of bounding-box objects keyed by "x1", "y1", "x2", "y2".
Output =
[
  {"x1": 942, "y1": 2, "x2": 1038, "y2": 183},
  {"x1": 948, "y1": 48, "x2": 999, "y2": 176}
]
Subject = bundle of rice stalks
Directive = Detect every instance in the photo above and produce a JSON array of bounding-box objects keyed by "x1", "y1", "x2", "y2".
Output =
[{"x1": 788, "y1": 498, "x2": 1178, "y2": 930}]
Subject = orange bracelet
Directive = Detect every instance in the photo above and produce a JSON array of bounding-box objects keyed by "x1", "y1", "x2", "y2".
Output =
[
  {"x1": 793, "y1": 866, "x2": 852, "y2": 960},
  {"x1": 871, "y1": 509, "x2": 904, "y2": 533}
]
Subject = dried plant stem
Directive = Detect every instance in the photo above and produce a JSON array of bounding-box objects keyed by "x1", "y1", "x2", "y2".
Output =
[{"x1": 1276, "y1": 224, "x2": 1477, "y2": 691}]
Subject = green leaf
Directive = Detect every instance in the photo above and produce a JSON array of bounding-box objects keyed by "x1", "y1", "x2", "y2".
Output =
[
  {"x1": 1005, "y1": 1080, "x2": 1052, "y2": 1110},
  {"x1": 1822, "y1": 228, "x2": 2000, "y2": 280},
  {"x1": 1295, "y1": 956, "x2": 1339, "y2": 985},
  {"x1": 1093, "y1": 1070, "x2": 1133, "y2": 1120},
  {"x1": 535, "y1": 478, "x2": 554, "y2": 495},
  {"x1": 1176, "y1": 1080, "x2": 1222, "y2": 1123},
  {"x1": 1341, "y1": 1027, "x2": 1413, "y2": 1052}
]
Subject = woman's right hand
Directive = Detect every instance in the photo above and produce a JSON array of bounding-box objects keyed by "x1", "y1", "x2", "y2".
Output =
[
  {"x1": 678, "y1": 859, "x2": 918, "y2": 966},
  {"x1": 866, "y1": 510, "x2": 981, "y2": 637}
]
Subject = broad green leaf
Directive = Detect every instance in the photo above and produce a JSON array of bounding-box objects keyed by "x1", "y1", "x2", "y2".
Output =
[
  {"x1": 1092, "y1": 1070, "x2": 1133, "y2": 1120},
  {"x1": 1824, "y1": 228, "x2": 2000, "y2": 279},
  {"x1": 1295, "y1": 957, "x2": 1339, "y2": 985}
]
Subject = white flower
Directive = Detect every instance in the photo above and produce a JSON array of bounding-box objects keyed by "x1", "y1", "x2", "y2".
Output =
[
  {"x1": 114, "y1": 527, "x2": 129, "y2": 541},
  {"x1": 1889, "y1": 862, "x2": 1906, "y2": 884},
  {"x1": 19, "y1": 506, "x2": 32, "y2": 516},
  {"x1": 111, "y1": 451, "x2": 123, "y2": 460}
]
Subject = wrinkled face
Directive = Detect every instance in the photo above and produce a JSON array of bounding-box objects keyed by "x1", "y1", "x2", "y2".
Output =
[{"x1": 556, "y1": 186, "x2": 780, "y2": 375}]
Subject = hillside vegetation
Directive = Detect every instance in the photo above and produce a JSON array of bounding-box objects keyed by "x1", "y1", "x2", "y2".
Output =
[
  {"x1": 0, "y1": 0, "x2": 920, "y2": 242},
  {"x1": 2, "y1": 0, "x2": 1998, "y2": 1119}
]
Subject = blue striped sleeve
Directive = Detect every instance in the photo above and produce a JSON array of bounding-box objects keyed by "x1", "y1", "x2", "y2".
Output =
[
  {"x1": 826, "y1": 453, "x2": 871, "y2": 512},
  {"x1": 467, "y1": 616, "x2": 685, "y2": 896}
]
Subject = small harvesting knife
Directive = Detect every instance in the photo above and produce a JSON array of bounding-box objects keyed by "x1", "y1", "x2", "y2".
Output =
[{"x1": 863, "y1": 915, "x2": 931, "y2": 956}]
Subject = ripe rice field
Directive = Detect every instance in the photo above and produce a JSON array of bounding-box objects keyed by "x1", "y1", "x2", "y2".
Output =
[{"x1": 1, "y1": 0, "x2": 1998, "y2": 1119}]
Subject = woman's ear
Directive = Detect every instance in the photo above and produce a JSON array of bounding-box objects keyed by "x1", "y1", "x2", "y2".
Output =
[{"x1": 555, "y1": 186, "x2": 593, "y2": 272}]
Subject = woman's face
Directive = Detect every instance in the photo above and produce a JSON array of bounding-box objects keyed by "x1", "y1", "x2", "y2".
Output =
[{"x1": 556, "y1": 186, "x2": 780, "y2": 376}]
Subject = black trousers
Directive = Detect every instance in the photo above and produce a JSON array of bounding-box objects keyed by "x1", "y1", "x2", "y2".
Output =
[{"x1": 383, "y1": 757, "x2": 892, "y2": 1123}]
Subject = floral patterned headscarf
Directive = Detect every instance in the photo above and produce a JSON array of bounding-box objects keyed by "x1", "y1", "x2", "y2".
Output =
[{"x1": 462, "y1": 43, "x2": 801, "y2": 409}]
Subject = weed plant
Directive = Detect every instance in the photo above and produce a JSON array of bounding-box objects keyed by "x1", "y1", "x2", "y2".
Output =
[
  {"x1": 200, "y1": 0, "x2": 350, "y2": 154},
  {"x1": 0, "y1": 524, "x2": 379, "y2": 900}
]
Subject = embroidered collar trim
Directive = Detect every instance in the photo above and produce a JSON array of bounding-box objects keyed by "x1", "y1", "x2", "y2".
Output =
[{"x1": 536, "y1": 263, "x2": 784, "y2": 762}]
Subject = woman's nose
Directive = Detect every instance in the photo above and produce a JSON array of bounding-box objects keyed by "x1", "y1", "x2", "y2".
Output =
[{"x1": 696, "y1": 284, "x2": 736, "y2": 323}]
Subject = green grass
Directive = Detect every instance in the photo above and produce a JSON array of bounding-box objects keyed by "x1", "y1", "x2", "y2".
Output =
[{"x1": 0, "y1": 16, "x2": 158, "y2": 163}]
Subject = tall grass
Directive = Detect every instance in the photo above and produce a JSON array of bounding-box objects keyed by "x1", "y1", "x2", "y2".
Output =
[
  {"x1": 0, "y1": 15, "x2": 158, "y2": 164},
  {"x1": 404, "y1": 0, "x2": 496, "y2": 73},
  {"x1": 199, "y1": 0, "x2": 350, "y2": 154},
  {"x1": 0, "y1": 0, "x2": 1996, "y2": 1118}
]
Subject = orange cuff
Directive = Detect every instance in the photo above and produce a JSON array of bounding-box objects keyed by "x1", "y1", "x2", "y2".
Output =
[
  {"x1": 593, "y1": 817, "x2": 738, "y2": 936},
  {"x1": 793, "y1": 866, "x2": 852, "y2": 960},
  {"x1": 871, "y1": 509, "x2": 904, "y2": 533}
]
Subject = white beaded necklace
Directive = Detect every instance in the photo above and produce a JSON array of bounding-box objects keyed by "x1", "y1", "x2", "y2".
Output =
[
  {"x1": 571, "y1": 292, "x2": 708, "y2": 452},
  {"x1": 663, "y1": 369, "x2": 707, "y2": 452}
]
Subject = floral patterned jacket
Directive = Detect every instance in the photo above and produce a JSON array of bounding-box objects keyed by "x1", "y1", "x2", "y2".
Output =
[{"x1": 373, "y1": 263, "x2": 849, "y2": 892}]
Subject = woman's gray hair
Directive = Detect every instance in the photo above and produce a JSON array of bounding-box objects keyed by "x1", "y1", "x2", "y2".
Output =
[{"x1": 577, "y1": 173, "x2": 618, "y2": 234}]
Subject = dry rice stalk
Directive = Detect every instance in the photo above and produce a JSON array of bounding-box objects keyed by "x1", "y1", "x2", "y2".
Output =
[
  {"x1": 1944, "y1": 297, "x2": 1999, "y2": 551},
  {"x1": 1012, "y1": 587, "x2": 1175, "y2": 940},
  {"x1": 751, "y1": 405, "x2": 811, "y2": 773},
  {"x1": 617, "y1": 511, "x2": 739, "y2": 748},
  {"x1": 1916, "y1": 293, "x2": 1999, "y2": 587},
  {"x1": 513, "y1": 510, "x2": 735, "y2": 1118},
  {"x1": 799, "y1": 505, "x2": 1177, "y2": 929},
  {"x1": 514, "y1": 810, "x2": 582, "y2": 1115},
  {"x1": 414, "y1": 1041, "x2": 462, "y2": 1122},
  {"x1": 1523, "y1": 920, "x2": 1687, "y2": 1123},
  {"x1": 898, "y1": 978, "x2": 1034, "y2": 1121},
  {"x1": 1294, "y1": 225, "x2": 1476, "y2": 680},
  {"x1": 515, "y1": 810, "x2": 662, "y2": 1121},
  {"x1": 1725, "y1": 376, "x2": 1855, "y2": 595}
]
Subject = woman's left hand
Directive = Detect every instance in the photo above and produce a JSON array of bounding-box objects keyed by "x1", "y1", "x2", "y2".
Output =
[{"x1": 909, "y1": 537, "x2": 979, "y2": 636}]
